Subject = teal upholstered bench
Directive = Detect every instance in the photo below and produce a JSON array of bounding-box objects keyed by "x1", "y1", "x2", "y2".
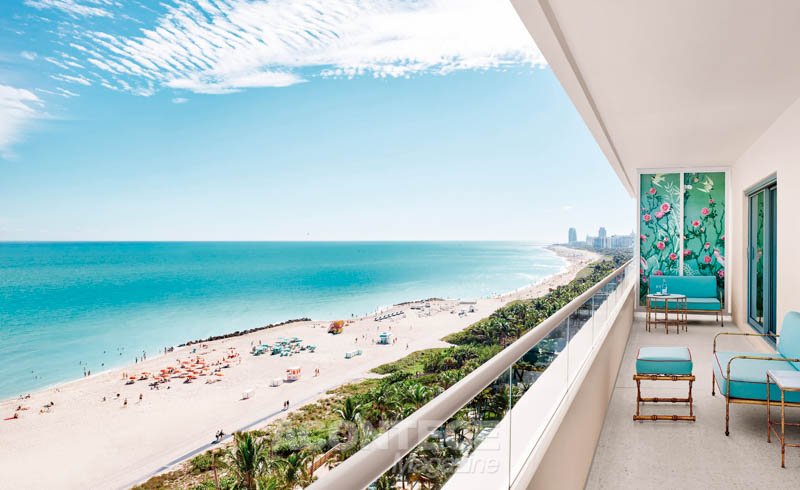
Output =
[
  {"x1": 648, "y1": 276, "x2": 723, "y2": 325},
  {"x1": 634, "y1": 346, "x2": 696, "y2": 421},
  {"x1": 713, "y1": 311, "x2": 800, "y2": 435}
]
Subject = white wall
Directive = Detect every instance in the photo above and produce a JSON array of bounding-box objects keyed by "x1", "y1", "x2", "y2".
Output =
[{"x1": 732, "y1": 95, "x2": 800, "y2": 330}]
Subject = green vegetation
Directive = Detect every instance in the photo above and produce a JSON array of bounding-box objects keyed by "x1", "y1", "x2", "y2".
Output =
[{"x1": 135, "y1": 254, "x2": 628, "y2": 489}]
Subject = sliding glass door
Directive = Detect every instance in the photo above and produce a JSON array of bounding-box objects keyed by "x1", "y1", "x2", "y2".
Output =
[{"x1": 748, "y1": 183, "x2": 777, "y2": 336}]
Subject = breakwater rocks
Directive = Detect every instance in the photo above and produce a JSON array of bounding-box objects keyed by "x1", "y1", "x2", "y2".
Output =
[
  {"x1": 179, "y1": 318, "x2": 312, "y2": 347},
  {"x1": 394, "y1": 298, "x2": 444, "y2": 306}
]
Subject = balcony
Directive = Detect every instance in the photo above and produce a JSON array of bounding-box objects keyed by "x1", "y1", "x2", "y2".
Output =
[
  {"x1": 312, "y1": 263, "x2": 800, "y2": 489},
  {"x1": 588, "y1": 315, "x2": 800, "y2": 488}
]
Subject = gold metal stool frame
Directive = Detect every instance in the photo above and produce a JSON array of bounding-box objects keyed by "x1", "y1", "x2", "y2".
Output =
[{"x1": 633, "y1": 373, "x2": 696, "y2": 422}]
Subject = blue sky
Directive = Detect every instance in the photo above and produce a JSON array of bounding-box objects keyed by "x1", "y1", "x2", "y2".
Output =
[{"x1": 0, "y1": 0, "x2": 631, "y2": 241}]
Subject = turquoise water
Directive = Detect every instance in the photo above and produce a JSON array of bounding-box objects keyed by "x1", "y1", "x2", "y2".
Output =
[{"x1": 0, "y1": 242, "x2": 563, "y2": 400}]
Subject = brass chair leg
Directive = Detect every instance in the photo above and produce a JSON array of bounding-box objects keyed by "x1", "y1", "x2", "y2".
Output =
[
  {"x1": 712, "y1": 371, "x2": 716, "y2": 397},
  {"x1": 725, "y1": 392, "x2": 731, "y2": 436}
]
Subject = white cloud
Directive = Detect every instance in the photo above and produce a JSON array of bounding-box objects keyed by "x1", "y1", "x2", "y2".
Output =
[
  {"x1": 171, "y1": 97, "x2": 188, "y2": 104},
  {"x1": 50, "y1": 73, "x2": 92, "y2": 86},
  {"x1": 61, "y1": 0, "x2": 543, "y2": 95},
  {"x1": 0, "y1": 85, "x2": 42, "y2": 158},
  {"x1": 20, "y1": 51, "x2": 38, "y2": 61},
  {"x1": 24, "y1": 0, "x2": 114, "y2": 18}
]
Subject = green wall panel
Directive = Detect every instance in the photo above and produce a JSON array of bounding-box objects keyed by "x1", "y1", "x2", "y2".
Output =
[
  {"x1": 683, "y1": 172, "x2": 725, "y2": 301},
  {"x1": 640, "y1": 173, "x2": 682, "y2": 303}
]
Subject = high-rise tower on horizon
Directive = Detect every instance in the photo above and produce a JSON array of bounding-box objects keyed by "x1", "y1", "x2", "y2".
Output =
[{"x1": 568, "y1": 227, "x2": 578, "y2": 244}]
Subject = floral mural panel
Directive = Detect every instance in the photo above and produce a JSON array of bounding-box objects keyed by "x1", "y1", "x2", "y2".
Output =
[
  {"x1": 683, "y1": 172, "x2": 725, "y2": 301},
  {"x1": 640, "y1": 173, "x2": 682, "y2": 304}
]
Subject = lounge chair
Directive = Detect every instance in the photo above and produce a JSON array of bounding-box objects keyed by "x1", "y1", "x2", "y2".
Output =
[{"x1": 712, "y1": 311, "x2": 800, "y2": 435}]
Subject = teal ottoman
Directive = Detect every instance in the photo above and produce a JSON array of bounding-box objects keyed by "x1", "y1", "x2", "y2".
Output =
[
  {"x1": 636, "y1": 346, "x2": 693, "y2": 375},
  {"x1": 634, "y1": 346, "x2": 696, "y2": 421}
]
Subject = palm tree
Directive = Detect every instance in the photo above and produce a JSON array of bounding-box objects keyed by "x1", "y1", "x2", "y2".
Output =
[
  {"x1": 334, "y1": 397, "x2": 363, "y2": 424},
  {"x1": 370, "y1": 383, "x2": 400, "y2": 423},
  {"x1": 225, "y1": 432, "x2": 270, "y2": 490},
  {"x1": 405, "y1": 441, "x2": 461, "y2": 489},
  {"x1": 374, "y1": 473, "x2": 396, "y2": 490},
  {"x1": 254, "y1": 476, "x2": 281, "y2": 490},
  {"x1": 275, "y1": 451, "x2": 313, "y2": 488},
  {"x1": 404, "y1": 384, "x2": 431, "y2": 409}
]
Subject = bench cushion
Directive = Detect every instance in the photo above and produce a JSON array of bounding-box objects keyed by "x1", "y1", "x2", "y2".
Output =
[
  {"x1": 661, "y1": 276, "x2": 718, "y2": 299},
  {"x1": 637, "y1": 346, "x2": 693, "y2": 375},
  {"x1": 713, "y1": 351, "x2": 800, "y2": 403},
  {"x1": 649, "y1": 297, "x2": 721, "y2": 311},
  {"x1": 685, "y1": 297, "x2": 722, "y2": 311}
]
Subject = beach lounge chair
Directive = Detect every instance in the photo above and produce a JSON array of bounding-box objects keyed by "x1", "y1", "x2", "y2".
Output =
[{"x1": 713, "y1": 311, "x2": 800, "y2": 435}]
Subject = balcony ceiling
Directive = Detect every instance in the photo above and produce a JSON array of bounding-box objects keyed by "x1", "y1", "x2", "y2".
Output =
[{"x1": 512, "y1": 0, "x2": 800, "y2": 194}]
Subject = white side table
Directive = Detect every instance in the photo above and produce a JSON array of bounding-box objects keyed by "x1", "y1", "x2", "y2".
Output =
[{"x1": 766, "y1": 369, "x2": 800, "y2": 467}]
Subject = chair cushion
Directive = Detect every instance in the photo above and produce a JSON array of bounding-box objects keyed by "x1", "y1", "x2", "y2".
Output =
[
  {"x1": 778, "y1": 311, "x2": 800, "y2": 371},
  {"x1": 637, "y1": 346, "x2": 693, "y2": 375},
  {"x1": 713, "y1": 351, "x2": 800, "y2": 402}
]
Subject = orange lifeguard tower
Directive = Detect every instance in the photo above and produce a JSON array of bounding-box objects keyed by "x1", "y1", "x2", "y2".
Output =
[{"x1": 286, "y1": 366, "x2": 301, "y2": 382}]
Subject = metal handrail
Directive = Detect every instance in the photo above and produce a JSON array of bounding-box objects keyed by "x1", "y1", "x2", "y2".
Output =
[{"x1": 311, "y1": 259, "x2": 633, "y2": 490}]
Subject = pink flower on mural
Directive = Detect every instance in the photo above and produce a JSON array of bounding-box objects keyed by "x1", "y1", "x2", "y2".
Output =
[
  {"x1": 701, "y1": 207, "x2": 710, "y2": 216},
  {"x1": 669, "y1": 253, "x2": 678, "y2": 261},
  {"x1": 704, "y1": 242, "x2": 711, "y2": 249},
  {"x1": 692, "y1": 220, "x2": 701, "y2": 228},
  {"x1": 721, "y1": 235, "x2": 725, "y2": 241},
  {"x1": 653, "y1": 270, "x2": 664, "y2": 276},
  {"x1": 661, "y1": 203, "x2": 671, "y2": 213},
  {"x1": 640, "y1": 234, "x2": 647, "y2": 241},
  {"x1": 684, "y1": 249, "x2": 692, "y2": 256},
  {"x1": 643, "y1": 214, "x2": 652, "y2": 222},
  {"x1": 649, "y1": 187, "x2": 657, "y2": 195},
  {"x1": 709, "y1": 198, "x2": 715, "y2": 204},
  {"x1": 656, "y1": 241, "x2": 666, "y2": 250},
  {"x1": 655, "y1": 210, "x2": 665, "y2": 219},
  {"x1": 704, "y1": 255, "x2": 712, "y2": 264},
  {"x1": 718, "y1": 270, "x2": 725, "y2": 278}
]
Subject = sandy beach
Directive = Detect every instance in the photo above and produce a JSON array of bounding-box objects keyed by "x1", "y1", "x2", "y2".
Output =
[{"x1": 0, "y1": 246, "x2": 599, "y2": 490}]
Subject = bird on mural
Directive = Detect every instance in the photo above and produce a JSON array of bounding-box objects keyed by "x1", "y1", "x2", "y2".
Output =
[
  {"x1": 650, "y1": 174, "x2": 666, "y2": 187},
  {"x1": 714, "y1": 249, "x2": 725, "y2": 267},
  {"x1": 696, "y1": 176, "x2": 715, "y2": 193}
]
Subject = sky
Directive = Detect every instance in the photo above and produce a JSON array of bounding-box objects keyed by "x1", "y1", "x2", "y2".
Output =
[{"x1": 0, "y1": 0, "x2": 632, "y2": 242}]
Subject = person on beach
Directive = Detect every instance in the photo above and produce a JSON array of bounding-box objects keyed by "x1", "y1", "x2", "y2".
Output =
[
  {"x1": 139, "y1": 393, "x2": 143, "y2": 402},
  {"x1": 123, "y1": 398, "x2": 128, "y2": 407}
]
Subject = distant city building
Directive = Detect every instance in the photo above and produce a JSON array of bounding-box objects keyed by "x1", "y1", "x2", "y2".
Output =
[
  {"x1": 609, "y1": 233, "x2": 635, "y2": 250},
  {"x1": 573, "y1": 227, "x2": 634, "y2": 250},
  {"x1": 568, "y1": 227, "x2": 578, "y2": 244}
]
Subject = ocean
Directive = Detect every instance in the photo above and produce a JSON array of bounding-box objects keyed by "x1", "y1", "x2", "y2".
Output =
[{"x1": 0, "y1": 241, "x2": 563, "y2": 400}]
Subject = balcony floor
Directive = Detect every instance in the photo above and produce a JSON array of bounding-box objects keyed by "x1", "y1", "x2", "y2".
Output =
[{"x1": 587, "y1": 314, "x2": 800, "y2": 489}]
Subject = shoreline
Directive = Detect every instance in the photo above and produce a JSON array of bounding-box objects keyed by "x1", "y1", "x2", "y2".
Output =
[
  {"x1": 0, "y1": 244, "x2": 572, "y2": 404},
  {"x1": 0, "y1": 245, "x2": 599, "y2": 490}
]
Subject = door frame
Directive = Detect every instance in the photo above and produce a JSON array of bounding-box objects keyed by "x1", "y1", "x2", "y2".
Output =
[{"x1": 746, "y1": 178, "x2": 777, "y2": 337}]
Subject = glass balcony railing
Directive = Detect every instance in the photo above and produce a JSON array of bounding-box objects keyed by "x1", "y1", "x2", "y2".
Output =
[{"x1": 310, "y1": 260, "x2": 635, "y2": 490}]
